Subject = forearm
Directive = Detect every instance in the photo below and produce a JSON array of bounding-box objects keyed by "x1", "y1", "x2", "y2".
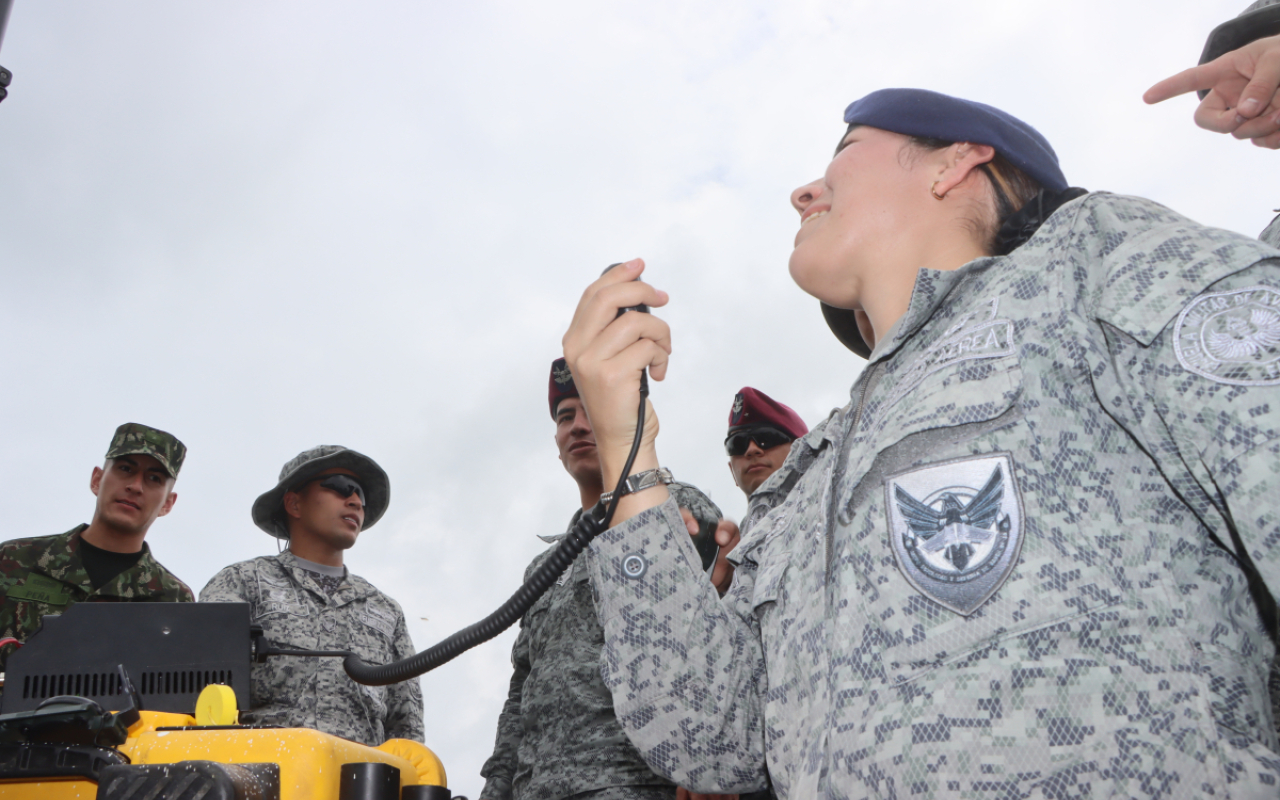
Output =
[{"x1": 586, "y1": 498, "x2": 768, "y2": 792}]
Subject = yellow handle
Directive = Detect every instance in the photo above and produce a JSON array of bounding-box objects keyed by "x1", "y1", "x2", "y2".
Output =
[{"x1": 195, "y1": 684, "x2": 240, "y2": 726}]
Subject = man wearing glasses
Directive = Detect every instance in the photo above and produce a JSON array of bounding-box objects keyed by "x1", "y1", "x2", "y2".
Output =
[
  {"x1": 200, "y1": 446, "x2": 424, "y2": 746},
  {"x1": 725, "y1": 388, "x2": 808, "y2": 499}
]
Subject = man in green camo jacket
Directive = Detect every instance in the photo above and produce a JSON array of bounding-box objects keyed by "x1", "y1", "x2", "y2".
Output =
[{"x1": 0, "y1": 423, "x2": 193, "y2": 670}]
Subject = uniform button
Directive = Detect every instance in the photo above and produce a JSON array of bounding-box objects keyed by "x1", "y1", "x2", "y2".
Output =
[
  {"x1": 322, "y1": 617, "x2": 336, "y2": 632},
  {"x1": 621, "y1": 554, "x2": 648, "y2": 579}
]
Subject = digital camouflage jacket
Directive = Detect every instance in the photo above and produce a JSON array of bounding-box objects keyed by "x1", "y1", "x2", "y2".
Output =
[
  {"x1": 585, "y1": 193, "x2": 1280, "y2": 799},
  {"x1": 0, "y1": 525, "x2": 193, "y2": 669},
  {"x1": 199, "y1": 552, "x2": 423, "y2": 746},
  {"x1": 480, "y1": 483, "x2": 721, "y2": 800}
]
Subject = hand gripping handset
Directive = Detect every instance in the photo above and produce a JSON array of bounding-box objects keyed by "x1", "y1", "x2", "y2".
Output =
[{"x1": 332, "y1": 264, "x2": 656, "y2": 686}]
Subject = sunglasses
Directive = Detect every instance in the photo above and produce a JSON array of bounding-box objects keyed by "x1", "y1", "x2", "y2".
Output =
[
  {"x1": 724, "y1": 426, "x2": 794, "y2": 457},
  {"x1": 295, "y1": 474, "x2": 367, "y2": 504}
]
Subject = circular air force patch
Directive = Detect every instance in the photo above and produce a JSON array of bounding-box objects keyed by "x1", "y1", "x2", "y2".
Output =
[
  {"x1": 1174, "y1": 285, "x2": 1280, "y2": 386},
  {"x1": 885, "y1": 453, "x2": 1024, "y2": 616}
]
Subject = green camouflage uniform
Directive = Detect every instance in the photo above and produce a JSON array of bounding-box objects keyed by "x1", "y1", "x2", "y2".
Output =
[
  {"x1": 199, "y1": 552, "x2": 424, "y2": 746},
  {"x1": 584, "y1": 193, "x2": 1280, "y2": 798},
  {"x1": 480, "y1": 483, "x2": 720, "y2": 800},
  {"x1": 0, "y1": 525, "x2": 193, "y2": 669}
]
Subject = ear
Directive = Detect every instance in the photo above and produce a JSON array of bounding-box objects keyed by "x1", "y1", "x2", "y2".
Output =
[
  {"x1": 157, "y1": 490, "x2": 178, "y2": 518},
  {"x1": 90, "y1": 466, "x2": 104, "y2": 497},
  {"x1": 727, "y1": 460, "x2": 740, "y2": 488},
  {"x1": 932, "y1": 142, "x2": 996, "y2": 199},
  {"x1": 282, "y1": 491, "x2": 304, "y2": 521}
]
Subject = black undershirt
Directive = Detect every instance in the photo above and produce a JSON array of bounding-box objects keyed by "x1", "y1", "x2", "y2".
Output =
[{"x1": 78, "y1": 537, "x2": 145, "y2": 591}]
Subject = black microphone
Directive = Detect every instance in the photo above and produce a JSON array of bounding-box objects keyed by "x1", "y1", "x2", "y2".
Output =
[{"x1": 603, "y1": 263, "x2": 651, "y2": 397}]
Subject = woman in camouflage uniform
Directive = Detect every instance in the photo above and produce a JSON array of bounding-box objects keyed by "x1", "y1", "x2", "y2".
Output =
[{"x1": 560, "y1": 86, "x2": 1280, "y2": 799}]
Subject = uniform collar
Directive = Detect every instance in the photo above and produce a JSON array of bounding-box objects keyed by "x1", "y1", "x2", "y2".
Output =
[
  {"x1": 865, "y1": 257, "x2": 1001, "y2": 364},
  {"x1": 36, "y1": 525, "x2": 164, "y2": 599},
  {"x1": 32, "y1": 525, "x2": 95, "y2": 594},
  {"x1": 538, "y1": 507, "x2": 586, "y2": 544},
  {"x1": 275, "y1": 550, "x2": 374, "y2": 605}
]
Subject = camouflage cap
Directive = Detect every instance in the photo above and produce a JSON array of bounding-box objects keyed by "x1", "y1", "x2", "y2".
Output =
[
  {"x1": 104, "y1": 423, "x2": 186, "y2": 478},
  {"x1": 251, "y1": 445, "x2": 391, "y2": 539}
]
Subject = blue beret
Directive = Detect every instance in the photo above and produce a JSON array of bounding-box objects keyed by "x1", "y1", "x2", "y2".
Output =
[{"x1": 843, "y1": 88, "x2": 1067, "y2": 194}]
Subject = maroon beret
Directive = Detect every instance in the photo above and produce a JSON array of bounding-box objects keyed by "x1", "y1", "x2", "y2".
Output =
[
  {"x1": 728, "y1": 387, "x2": 808, "y2": 440},
  {"x1": 549, "y1": 358, "x2": 579, "y2": 418}
]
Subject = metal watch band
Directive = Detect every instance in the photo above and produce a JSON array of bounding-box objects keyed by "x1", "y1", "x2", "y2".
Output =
[{"x1": 600, "y1": 467, "x2": 673, "y2": 506}]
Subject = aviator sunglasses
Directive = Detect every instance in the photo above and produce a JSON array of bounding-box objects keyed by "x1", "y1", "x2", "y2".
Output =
[
  {"x1": 724, "y1": 426, "x2": 794, "y2": 457},
  {"x1": 295, "y1": 474, "x2": 367, "y2": 504}
]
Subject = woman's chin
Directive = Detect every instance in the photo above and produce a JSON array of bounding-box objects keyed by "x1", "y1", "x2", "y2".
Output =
[{"x1": 788, "y1": 254, "x2": 856, "y2": 307}]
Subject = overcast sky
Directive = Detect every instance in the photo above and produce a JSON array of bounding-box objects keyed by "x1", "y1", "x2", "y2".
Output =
[{"x1": 0, "y1": 1, "x2": 1275, "y2": 796}]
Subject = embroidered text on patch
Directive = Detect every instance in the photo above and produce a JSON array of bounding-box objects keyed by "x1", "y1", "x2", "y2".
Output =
[
  {"x1": 1174, "y1": 285, "x2": 1280, "y2": 386},
  {"x1": 255, "y1": 571, "x2": 307, "y2": 618},
  {"x1": 885, "y1": 317, "x2": 1015, "y2": 409},
  {"x1": 885, "y1": 453, "x2": 1024, "y2": 616},
  {"x1": 362, "y1": 606, "x2": 396, "y2": 637}
]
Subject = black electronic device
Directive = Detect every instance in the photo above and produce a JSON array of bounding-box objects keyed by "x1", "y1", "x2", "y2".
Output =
[{"x1": 1, "y1": 602, "x2": 253, "y2": 715}]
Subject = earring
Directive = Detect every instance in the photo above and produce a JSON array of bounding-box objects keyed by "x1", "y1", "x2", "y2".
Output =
[{"x1": 930, "y1": 181, "x2": 947, "y2": 201}]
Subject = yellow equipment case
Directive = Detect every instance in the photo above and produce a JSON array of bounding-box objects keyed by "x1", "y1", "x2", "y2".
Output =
[{"x1": 0, "y1": 603, "x2": 452, "y2": 800}]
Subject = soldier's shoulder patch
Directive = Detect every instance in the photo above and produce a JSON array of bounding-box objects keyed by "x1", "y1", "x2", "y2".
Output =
[
  {"x1": 885, "y1": 453, "x2": 1024, "y2": 616},
  {"x1": 1174, "y1": 285, "x2": 1280, "y2": 386}
]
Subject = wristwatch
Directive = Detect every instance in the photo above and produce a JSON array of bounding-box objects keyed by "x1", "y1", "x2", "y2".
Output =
[{"x1": 600, "y1": 467, "x2": 674, "y2": 506}]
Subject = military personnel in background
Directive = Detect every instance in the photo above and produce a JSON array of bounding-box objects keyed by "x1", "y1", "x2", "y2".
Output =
[
  {"x1": 0, "y1": 423, "x2": 192, "y2": 670},
  {"x1": 724, "y1": 388, "x2": 807, "y2": 499},
  {"x1": 200, "y1": 446, "x2": 423, "y2": 746},
  {"x1": 479, "y1": 359, "x2": 740, "y2": 800}
]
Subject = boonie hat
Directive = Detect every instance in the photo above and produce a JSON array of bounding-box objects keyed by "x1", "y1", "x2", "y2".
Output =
[
  {"x1": 252, "y1": 445, "x2": 391, "y2": 539},
  {"x1": 105, "y1": 423, "x2": 186, "y2": 479}
]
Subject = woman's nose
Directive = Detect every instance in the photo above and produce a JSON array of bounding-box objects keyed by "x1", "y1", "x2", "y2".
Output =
[{"x1": 790, "y1": 179, "x2": 823, "y2": 213}]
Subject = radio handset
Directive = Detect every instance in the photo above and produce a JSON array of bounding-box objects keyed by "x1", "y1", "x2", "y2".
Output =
[{"x1": 604, "y1": 262, "x2": 651, "y2": 397}]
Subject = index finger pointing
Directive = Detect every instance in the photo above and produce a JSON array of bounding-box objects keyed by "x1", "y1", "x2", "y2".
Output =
[{"x1": 1145, "y1": 64, "x2": 1216, "y2": 104}]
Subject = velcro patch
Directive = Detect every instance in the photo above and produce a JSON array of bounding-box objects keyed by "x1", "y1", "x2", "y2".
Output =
[
  {"x1": 1174, "y1": 285, "x2": 1280, "y2": 386},
  {"x1": 885, "y1": 453, "x2": 1024, "y2": 616},
  {"x1": 7, "y1": 574, "x2": 75, "y2": 607},
  {"x1": 361, "y1": 609, "x2": 395, "y2": 637}
]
